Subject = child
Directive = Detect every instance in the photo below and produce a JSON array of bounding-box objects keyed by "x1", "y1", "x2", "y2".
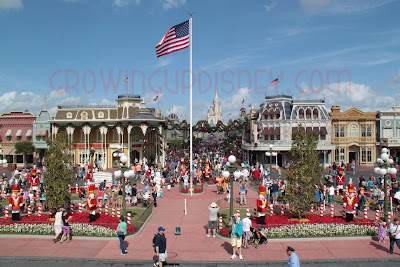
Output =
[{"x1": 378, "y1": 217, "x2": 387, "y2": 243}]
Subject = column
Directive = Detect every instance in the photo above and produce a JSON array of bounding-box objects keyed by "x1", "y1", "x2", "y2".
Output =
[{"x1": 127, "y1": 125, "x2": 133, "y2": 165}]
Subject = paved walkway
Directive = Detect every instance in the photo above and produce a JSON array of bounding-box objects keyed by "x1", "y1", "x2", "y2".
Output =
[{"x1": 1, "y1": 182, "x2": 400, "y2": 263}]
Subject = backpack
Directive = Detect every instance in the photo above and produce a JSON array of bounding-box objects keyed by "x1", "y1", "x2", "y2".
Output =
[
  {"x1": 152, "y1": 234, "x2": 158, "y2": 252},
  {"x1": 26, "y1": 195, "x2": 30, "y2": 204}
]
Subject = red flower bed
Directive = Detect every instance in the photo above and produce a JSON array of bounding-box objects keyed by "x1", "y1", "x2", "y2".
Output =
[
  {"x1": 180, "y1": 188, "x2": 203, "y2": 194},
  {"x1": 0, "y1": 212, "x2": 137, "y2": 234},
  {"x1": 252, "y1": 213, "x2": 375, "y2": 228},
  {"x1": 219, "y1": 227, "x2": 229, "y2": 237}
]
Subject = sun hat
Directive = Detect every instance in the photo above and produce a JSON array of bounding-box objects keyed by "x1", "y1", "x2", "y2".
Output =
[{"x1": 210, "y1": 202, "x2": 217, "y2": 208}]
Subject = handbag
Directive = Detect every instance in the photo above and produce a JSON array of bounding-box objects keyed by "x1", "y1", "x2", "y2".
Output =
[{"x1": 390, "y1": 225, "x2": 399, "y2": 240}]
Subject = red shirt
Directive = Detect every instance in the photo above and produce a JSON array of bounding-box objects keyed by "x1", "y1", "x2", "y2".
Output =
[{"x1": 253, "y1": 169, "x2": 260, "y2": 179}]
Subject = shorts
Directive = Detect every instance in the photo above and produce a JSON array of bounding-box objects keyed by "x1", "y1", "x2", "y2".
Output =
[
  {"x1": 379, "y1": 200, "x2": 384, "y2": 205},
  {"x1": 208, "y1": 220, "x2": 217, "y2": 230},
  {"x1": 54, "y1": 225, "x2": 62, "y2": 234},
  {"x1": 231, "y1": 237, "x2": 242, "y2": 247},
  {"x1": 63, "y1": 226, "x2": 70, "y2": 234},
  {"x1": 243, "y1": 231, "x2": 251, "y2": 240},
  {"x1": 272, "y1": 192, "x2": 278, "y2": 199},
  {"x1": 159, "y1": 251, "x2": 168, "y2": 262},
  {"x1": 132, "y1": 196, "x2": 137, "y2": 203}
]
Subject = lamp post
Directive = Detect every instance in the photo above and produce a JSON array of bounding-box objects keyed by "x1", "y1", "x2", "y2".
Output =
[
  {"x1": 265, "y1": 144, "x2": 277, "y2": 178},
  {"x1": 113, "y1": 145, "x2": 134, "y2": 216},
  {"x1": 374, "y1": 148, "x2": 397, "y2": 224},
  {"x1": 222, "y1": 155, "x2": 241, "y2": 218},
  {"x1": 0, "y1": 149, "x2": 7, "y2": 169}
]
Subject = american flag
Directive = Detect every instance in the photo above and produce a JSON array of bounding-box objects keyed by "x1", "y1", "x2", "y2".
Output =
[
  {"x1": 270, "y1": 78, "x2": 279, "y2": 85},
  {"x1": 153, "y1": 95, "x2": 159, "y2": 101},
  {"x1": 124, "y1": 77, "x2": 128, "y2": 82},
  {"x1": 156, "y1": 20, "x2": 189, "y2": 58}
]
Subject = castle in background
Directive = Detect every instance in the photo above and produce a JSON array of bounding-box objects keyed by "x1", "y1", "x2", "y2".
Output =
[{"x1": 207, "y1": 89, "x2": 222, "y2": 126}]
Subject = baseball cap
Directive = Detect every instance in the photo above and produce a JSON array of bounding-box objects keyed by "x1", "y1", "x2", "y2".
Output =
[{"x1": 158, "y1": 226, "x2": 165, "y2": 231}]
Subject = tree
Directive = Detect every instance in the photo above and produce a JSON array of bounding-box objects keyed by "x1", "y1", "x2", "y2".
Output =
[
  {"x1": 284, "y1": 125, "x2": 323, "y2": 219},
  {"x1": 15, "y1": 141, "x2": 35, "y2": 165},
  {"x1": 43, "y1": 132, "x2": 75, "y2": 213}
]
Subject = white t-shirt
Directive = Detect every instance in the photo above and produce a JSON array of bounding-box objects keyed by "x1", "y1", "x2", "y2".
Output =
[
  {"x1": 54, "y1": 211, "x2": 63, "y2": 226},
  {"x1": 389, "y1": 223, "x2": 400, "y2": 239},
  {"x1": 242, "y1": 217, "x2": 252, "y2": 232},
  {"x1": 329, "y1": 186, "x2": 335, "y2": 196}
]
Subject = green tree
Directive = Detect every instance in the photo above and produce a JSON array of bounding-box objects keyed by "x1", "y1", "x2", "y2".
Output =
[
  {"x1": 44, "y1": 132, "x2": 75, "y2": 213},
  {"x1": 284, "y1": 125, "x2": 323, "y2": 219},
  {"x1": 15, "y1": 141, "x2": 35, "y2": 165}
]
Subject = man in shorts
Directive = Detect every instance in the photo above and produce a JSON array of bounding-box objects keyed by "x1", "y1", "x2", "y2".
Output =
[
  {"x1": 154, "y1": 226, "x2": 167, "y2": 267},
  {"x1": 229, "y1": 214, "x2": 243, "y2": 260},
  {"x1": 241, "y1": 212, "x2": 252, "y2": 249},
  {"x1": 207, "y1": 202, "x2": 219, "y2": 238}
]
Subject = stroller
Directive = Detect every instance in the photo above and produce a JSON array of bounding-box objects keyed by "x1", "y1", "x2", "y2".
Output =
[
  {"x1": 138, "y1": 191, "x2": 151, "y2": 207},
  {"x1": 250, "y1": 227, "x2": 268, "y2": 248}
]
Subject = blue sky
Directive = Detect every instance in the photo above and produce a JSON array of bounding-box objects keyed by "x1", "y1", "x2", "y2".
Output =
[{"x1": 1, "y1": 0, "x2": 400, "y2": 122}]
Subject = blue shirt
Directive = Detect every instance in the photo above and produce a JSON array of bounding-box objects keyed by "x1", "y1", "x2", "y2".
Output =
[{"x1": 287, "y1": 252, "x2": 300, "y2": 267}]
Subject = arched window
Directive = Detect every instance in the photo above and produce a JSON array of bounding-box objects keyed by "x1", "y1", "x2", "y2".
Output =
[
  {"x1": 349, "y1": 124, "x2": 359, "y2": 137},
  {"x1": 306, "y1": 109, "x2": 311, "y2": 119},
  {"x1": 313, "y1": 109, "x2": 319, "y2": 119},
  {"x1": 298, "y1": 108, "x2": 304, "y2": 119},
  {"x1": 81, "y1": 112, "x2": 88, "y2": 120}
]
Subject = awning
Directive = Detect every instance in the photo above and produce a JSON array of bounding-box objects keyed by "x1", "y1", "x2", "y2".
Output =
[
  {"x1": 273, "y1": 128, "x2": 280, "y2": 135},
  {"x1": 16, "y1": 129, "x2": 22, "y2": 136},
  {"x1": 5, "y1": 129, "x2": 12, "y2": 136},
  {"x1": 262, "y1": 110, "x2": 269, "y2": 115},
  {"x1": 306, "y1": 127, "x2": 312, "y2": 133},
  {"x1": 275, "y1": 109, "x2": 281, "y2": 114},
  {"x1": 292, "y1": 127, "x2": 297, "y2": 133},
  {"x1": 320, "y1": 127, "x2": 328, "y2": 135},
  {"x1": 269, "y1": 110, "x2": 275, "y2": 115},
  {"x1": 43, "y1": 130, "x2": 48, "y2": 136},
  {"x1": 26, "y1": 129, "x2": 32, "y2": 137},
  {"x1": 36, "y1": 130, "x2": 43, "y2": 136},
  {"x1": 312, "y1": 127, "x2": 319, "y2": 133},
  {"x1": 261, "y1": 128, "x2": 269, "y2": 135}
]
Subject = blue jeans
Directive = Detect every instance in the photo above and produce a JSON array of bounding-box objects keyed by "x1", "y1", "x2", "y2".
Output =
[
  {"x1": 389, "y1": 238, "x2": 400, "y2": 254},
  {"x1": 329, "y1": 195, "x2": 334, "y2": 204},
  {"x1": 118, "y1": 235, "x2": 126, "y2": 254}
]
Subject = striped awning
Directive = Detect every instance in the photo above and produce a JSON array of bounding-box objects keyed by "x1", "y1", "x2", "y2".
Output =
[
  {"x1": 42, "y1": 130, "x2": 48, "y2": 136},
  {"x1": 16, "y1": 129, "x2": 22, "y2": 136},
  {"x1": 36, "y1": 130, "x2": 43, "y2": 136},
  {"x1": 26, "y1": 129, "x2": 32, "y2": 137},
  {"x1": 5, "y1": 129, "x2": 12, "y2": 136}
]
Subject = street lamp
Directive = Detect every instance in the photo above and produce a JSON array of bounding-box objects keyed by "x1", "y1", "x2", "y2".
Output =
[
  {"x1": 265, "y1": 144, "x2": 277, "y2": 178},
  {"x1": 113, "y1": 146, "x2": 131, "y2": 216},
  {"x1": 222, "y1": 155, "x2": 241, "y2": 218},
  {"x1": 374, "y1": 147, "x2": 397, "y2": 224},
  {"x1": 0, "y1": 149, "x2": 7, "y2": 169}
]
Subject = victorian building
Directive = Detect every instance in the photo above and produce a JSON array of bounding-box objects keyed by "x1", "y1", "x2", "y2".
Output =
[
  {"x1": 50, "y1": 95, "x2": 165, "y2": 169},
  {"x1": 0, "y1": 111, "x2": 36, "y2": 167},
  {"x1": 33, "y1": 110, "x2": 52, "y2": 165},
  {"x1": 377, "y1": 105, "x2": 400, "y2": 159},
  {"x1": 242, "y1": 95, "x2": 334, "y2": 167},
  {"x1": 329, "y1": 106, "x2": 377, "y2": 166}
]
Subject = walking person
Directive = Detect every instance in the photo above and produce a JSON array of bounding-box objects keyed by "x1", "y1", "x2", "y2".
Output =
[
  {"x1": 229, "y1": 214, "x2": 243, "y2": 260},
  {"x1": 286, "y1": 246, "x2": 300, "y2": 267},
  {"x1": 117, "y1": 216, "x2": 127, "y2": 255},
  {"x1": 207, "y1": 202, "x2": 219, "y2": 238},
  {"x1": 239, "y1": 180, "x2": 247, "y2": 205},
  {"x1": 152, "y1": 183, "x2": 158, "y2": 207},
  {"x1": 53, "y1": 208, "x2": 64, "y2": 243},
  {"x1": 242, "y1": 212, "x2": 252, "y2": 249},
  {"x1": 154, "y1": 226, "x2": 167, "y2": 267},
  {"x1": 60, "y1": 210, "x2": 71, "y2": 243},
  {"x1": 388, "y1": 218, "x2": 400, "y2": 254}
]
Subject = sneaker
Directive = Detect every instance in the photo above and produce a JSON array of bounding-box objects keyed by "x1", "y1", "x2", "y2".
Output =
[
  {"x1": 388, "y1": 252, "x2": 393, "y2": 255},
  {"x1": 231, "y1": 254, "x2": 236, "y2": 259},
  {"x1": 244, "y1": 246, "x2": 249, "y2": 249},
  {"x1": 212, "y1": 235, "x2": 216, "y2": 238},
  {"x1": 153, "y1": 262, "x2": 159, "y2": 267},
  {"x1": 121, "y1": 252, "x2": 126, "y2": 255},
  {"x1": 206, "y1": 234, "x2": 210, "y2": 238},
  {"x1": 125, "y1": 250, "x2": 128, "y2": 253},
  {"x1": 239, "y1": 254, "x2": 243, "y2": 260}
]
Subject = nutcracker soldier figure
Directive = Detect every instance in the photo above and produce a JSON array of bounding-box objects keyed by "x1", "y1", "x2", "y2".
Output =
[
  {"x1": 85, "y1": 193, "x2": 97, "y2": 222},
  {"x1": 343, "y1": 191, "x2": 358, "y2": 222},
  {"x1": 257, "y1": 194, "x2": 268, "y2": 225},
  {"x1": 9, "y1": 193, "x2": 23, "y2": 221}
]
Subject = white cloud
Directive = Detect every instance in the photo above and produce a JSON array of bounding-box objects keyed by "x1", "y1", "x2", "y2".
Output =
[
  {"x1": 0, "y1": 0, "x2": 22, "y2": 10},
  {"x1": 162, "y1": 0, "x2": 186, "y2": 10},
  {"x1": 203, "y1": 56, "x2": 251, "y2": 71},
  {"x1": 300, "y1": 0, "x2": 396, "y2": 15},
  {"x1": 392, "y1": 71, "x2": 400, "y2": 88},
  {"x1": 154, "y1": 57, "x2": 173, "y2": 68},
  {"x1": 220, "y1": 87, "x2": 255, "y2": 123},
  {"x1": 113, "y1": 0, "x2": 140, "y2": 8},
  {"x1": 305, "y1": 81, "x2": 399, "y2": 112},
  {"x1": 264, "y1": 0, "x2": 278, "y2": 11}
]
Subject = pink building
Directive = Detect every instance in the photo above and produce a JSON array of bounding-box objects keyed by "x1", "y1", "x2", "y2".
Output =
[{"x1": 0, "y1": 111, "x2": 36, "y2": 167}]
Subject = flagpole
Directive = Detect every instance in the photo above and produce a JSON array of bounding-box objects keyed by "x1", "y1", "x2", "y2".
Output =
[{"x1": 189, "y1": 12, "x2": 193, "y2": 194}]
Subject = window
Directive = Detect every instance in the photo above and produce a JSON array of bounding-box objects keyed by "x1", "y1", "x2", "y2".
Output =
[
  {"x1": 79, "y1": 153, "x2": 88, "y2": 164},
  {"x1": 334, "y1": 126, "x2": 339, "y2": 138},
  {"x1": 276, "y1": 135, "x2": 280, "y2": 140},
  {"x1": 299, "y1": 109, "x2": 304, "y2": 119},
  {"x1": 16, "y1": 155, "x2": 23, "y2": 163},
  {"x1": 340, "y1": 148, "x2": 345, "y2": 162},
  {"x1": 26, "y1": 155, "x2": 33, "y2": 164},
  {"x1": 81, "y1": 112, "x2": 88, "y2": 120},
  {"x1": 361, "y1": 126, "x2": 366, "y2": 137},
  {"x1": 36, "y1": 136, "x2": 41, "y2": 142},
  {"x1": 306, "y1": 109, "x2": 311, "y2": 119},
  {"x1": 80, "y1": 131, "x2": 85, "y2": 142},
  {"x1": 367, "y1": 126, "x2": 372, "y2": 137},
  {"x1": 66, "y1": 112, "x2": 72, "y2": 119},
  {"x1": 334, "y1": 148, "x2": 339, "y2": 163},
  {"x1": 113, "y1": 129, "x2": 118, "y2": 142},
  {"x1": 276, "y1": 113, "x2": 280, "y2": 119},
  {"x1": 7, "y1": 136, "x2": 11, "y2": 142},
  {"x1": 264, "y1": 135, "x2": 268, "y2": 140},
  {"x1": 264, "y1": 115, "x2": 268, "y2": 120},
  {"x1": 349, "y1": 124, "x2": 359, "y2": 137},
  {"x1": 41, "y1": 136, "x2": 46, "y2": 141},
  {"x1": 27, "y1": 136, "x2": 32, "y2": 141},
  {"x1": 97, "y1": 129, "x2": 101, "y2": 142},
  {"x1": 367, "y1": 148, "x2": 372, "y2": 162},
  {"x1": 361, "y1": 148, "x2": 366, "y2": 162},
  {"x1": 340, "y1": 127, "x2": 345, "y2": 137},
  {"x1": 313, "y1": 109, "x2": 318, "y2": 119},
  {"x1": 17, "y1": 136, "x2": 22, "y2": 142},
  {"x1": 270, "y1": 135, "x2": 274, "y2": 141},
  {"x1": 320, "y1": 134, "x2": 326, "y2": 140}
]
